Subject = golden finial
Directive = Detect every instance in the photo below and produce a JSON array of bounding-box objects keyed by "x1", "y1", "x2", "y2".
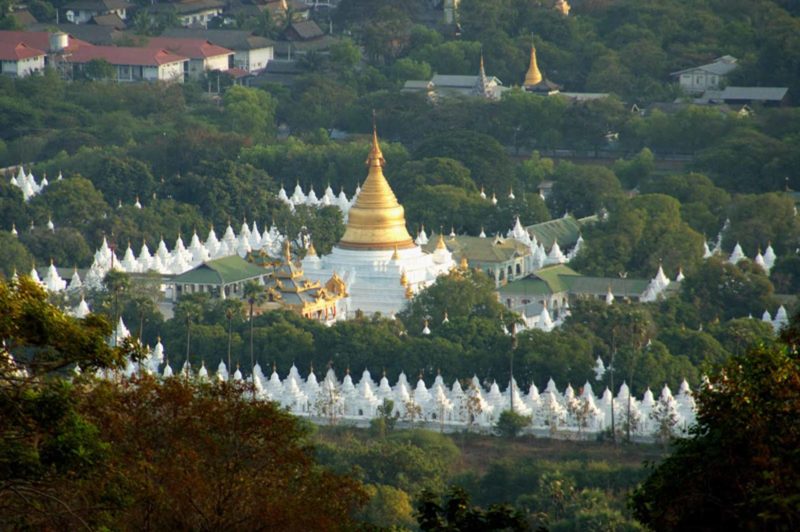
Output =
[
  {"x1": 284, "y1": 240, "x2": 292, "y2": 262},
  {"x1": 524, "y1": 43, "x2": 543, "y2": 87},
  {"x1": 366, "y1": 110, "x2": 385, "y2": 168},
  {"x1": 400, "y1": 270, "x2": 408, "y2": 286},
  {"x1": 460, "y1": 256, "x2": 469, "y2": 270},
  {"x1": 405, "y1": 284, "x2": 413, "y2": 299},
  {"x1": 436, "y1": 233, "x2": 446, "y2": 250},
  {"x1": 554, "y1": 0, "x2": 570, "y2": 16},
  {"x1": 307, "y1": 241, "x2": 317, "y2": 257},
  {"x1": 391, "y1": 245, "x2": 400, "y2": 261}
]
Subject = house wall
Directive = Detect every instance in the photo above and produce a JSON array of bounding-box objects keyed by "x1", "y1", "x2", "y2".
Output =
[
  {"x1": 158, "y1": 61, "x2": 185, "y2": 82},
  {"x1": 1, "y1": 55, "x2": 44, "y2": 77},
  {"x1": 67, "y1": 7, "x2": 126, "y2": 24},
  {"x1": 237, "y1": 46, "x2": 272, "y2": 72},
  {"x1": 679, "y1": 69, "x2": 721, "y2": 93},
  {"x1": 178, "y1": 9, "x2": 223, "y2": 28},
  {"x1": 204, "y1": 53, "x2": 230, "y2": 73}
]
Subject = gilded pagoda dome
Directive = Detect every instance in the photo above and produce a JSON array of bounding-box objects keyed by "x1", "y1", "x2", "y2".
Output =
[{"x1": 338, "y1": 124, "x2": 415, "y2": 251}]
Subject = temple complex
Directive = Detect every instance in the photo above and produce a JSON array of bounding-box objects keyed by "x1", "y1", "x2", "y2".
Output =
[
  {"x1": 523, "y1": 44, "x2": 561, "y2": 95},
  {"x1": 302, "y1": 124, "x2": 456, "y2": 317}
]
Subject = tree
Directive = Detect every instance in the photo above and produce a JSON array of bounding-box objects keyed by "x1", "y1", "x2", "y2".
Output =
[
  {"x1": 0, "y1": 231, "x2": 33, "y2": 278},
  {"x1": 45, "y1": 376, "x2": 365, "y2": 530},
  {"x1": 414, "y1": 130, "x2": 515, "y2": 194},
  {"x1": 681, "y1": 257, "x2": 776, "y2": 322},
  {"x1": 103, "y1": 270, "x2": 131, "y2": 347},
  {"x1": 174, "y1": 294, "x2": 205, "y2": 364},
  {"x1": 416, "y1": 486, "x2": 530, "y2": 531},
  {"x1": 222, "y1": 86, "x2": 277, "y2": 142},
  {"x1": 392, "y1": 157, "x2": 476, "y2": 202},
  {"x1": 548, "y1": 163, "x2": 625, "y2": 218},
  {"x1": 0, "y1": 276, "x2": 139, "y2": 527},
  {"x1": 494, "y1": 410, "x2": 531, "y2": 438},
  {"x1": 631, "y1": 312, "x2": 800, "y2": 530},
  {"x1": 83, "y1": 59, "x2": 115, "y2": 81},
  {"x1": 243, "y1": 281, "x2": 266, "y2": 375}
]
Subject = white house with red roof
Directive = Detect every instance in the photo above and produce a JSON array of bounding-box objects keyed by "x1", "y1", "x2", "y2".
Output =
[
  {"x1": 0, "y1": 42, "x2": 46, "y2": 77},
  {"x1": 67, "y1": 45, "x2": 188, "y2": 82},
  {"x1": 144, "y1": 37, "x2": 233, "y2": 80}
]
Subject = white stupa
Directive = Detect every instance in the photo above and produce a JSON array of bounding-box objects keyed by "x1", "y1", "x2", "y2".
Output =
[{"x1": 302, "y1": 124, "x2": 455, "y2": 317}]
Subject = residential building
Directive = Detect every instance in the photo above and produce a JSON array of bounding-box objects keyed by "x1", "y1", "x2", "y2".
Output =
[
  {"x1": 162, "y1": 28, "x2": 274, "y2": 72},
  {"x1": 146, "y1": 0, "x2": 226, "y2": 28},
  {"x1": 696, "y1": 86, "x2": 789, "y2": 107},
  {"x1": 61, "y1": 0, "x2": 130, "y2": 24},
  {"x1": 0, "y1": 41, "x2": 46, "y2": 77},
  {"x1": 144, "y1": 37, "x2": 233, "y2": 79},
  {"x1": 67, "y1": 45, "x2": 187, "y2": 82},
  {"x1": 671, "y1": 55, "x2": 738, "y2": 94}
]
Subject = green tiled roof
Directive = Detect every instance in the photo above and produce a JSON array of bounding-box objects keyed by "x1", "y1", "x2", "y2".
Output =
[
  {"x1": 171, "y1": 256, "x2": 265, "y2": 285},
  {"x1": 533, "y1": 264, "x2": 580, "y2": 293},
  {"x1": 526, "y1": 215, "x2": 597, "y2": 249},
  {"x1": 562, "y1": 276, "x2": 649, "y2": 297},
  {"x1": 498, "y1": 277, "x2": 551, "y2": 296},
  {"x1": 422, "y1": 234, "x2": 529, "y2": 263}
]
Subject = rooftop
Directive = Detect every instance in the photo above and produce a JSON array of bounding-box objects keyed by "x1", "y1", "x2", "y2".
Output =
[
  {"x1": 63, "y1": 0, "x2": 131, "y2": 11},
  {"x1": 422, "y1": 234, "x2": 530, "y2": 263},
  {"x1": 144, "y1": 36, "x2": 233, "y2": 59},
  {"x1": 525, "y1": 215, "x2": 596, "y2": 249},
  {"x1": 671, "y1": 55, "x2": 738, "y2": 77},
  {"x1": 171, "y1": 255, "x2": 266, "y2": 285},
  {"x1": 0, "y1": 41, "x2": 45, "y2": 60},
  {"x1": 161, "y1": 28, "x2": 274, "y2": 50},
  {"x1": 68, "y1": 44, "x2": 187, "y2": 66}
]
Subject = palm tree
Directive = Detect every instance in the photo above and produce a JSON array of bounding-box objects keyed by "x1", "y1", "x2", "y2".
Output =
[
  {"x1": 175, "y1": 297, "x2": 204, "y2": 364},
  {"x1": 220, "y1": 299, "x2": 241, "y2": 375},
  {"x1": 103, "y1": 270, "x2": 130, "y2": 347},
  {"x1": 243, "y1": 281, "x2": 266, "y2": 376}
]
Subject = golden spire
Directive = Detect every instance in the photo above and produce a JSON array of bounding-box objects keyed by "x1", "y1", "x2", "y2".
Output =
[
  {"x1": 338, "y1": 114, "x2": 415, "y2": 251},
  {"x1": 283, "y1": 240, "x2": 292, "y2": 262},
  {"x1": 436, "y1": 233, "x2": 446, "y2": 250},
  {"x1": 391, "y1": 245, "x2": 400, "y2": 261},
  {"x1": 307, "y1": 241, "x2": 317, "y2": 257},
  {"x1": 400, "y1": 270, "x2": 408, "y2": 286},
  {"x1": 405, "y1": 284, "x2": 413, "y2": 299},
  {"x1": 460, "y1": 256, "x2": 469, "y2": 270},
  {"x1": 524, "y1": 44, "x2": 543, "y2": 87}
]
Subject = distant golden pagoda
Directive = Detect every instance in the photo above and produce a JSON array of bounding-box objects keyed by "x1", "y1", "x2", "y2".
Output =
[
  {"x1": 338, "y1": 122, "x2": 415, "y2": 251},
  {"x1": 524, "y1": 45, "x2": 543, "y2": 87},
  {"x1": 554, "y1": 0, "x2": 570, "y2": 16}
]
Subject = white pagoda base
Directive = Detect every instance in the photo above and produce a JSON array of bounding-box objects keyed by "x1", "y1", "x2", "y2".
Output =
[{"x1": 303, "y1": 245, "x2": 453, "y2": 318}]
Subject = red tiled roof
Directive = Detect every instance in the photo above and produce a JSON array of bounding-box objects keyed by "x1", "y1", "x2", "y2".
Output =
[
  {"x1": 68, "y1": 45, "x2": 187, "y2": 66},
  {"x1": 0, "y1": 30, "x2": 90, "y2": 53},
  {"x1": 0, "y1": 41, "x2": 46, "y2": 60},
  {"x1": 144, "y1": 37, "x2": 233, "y2": 59}
]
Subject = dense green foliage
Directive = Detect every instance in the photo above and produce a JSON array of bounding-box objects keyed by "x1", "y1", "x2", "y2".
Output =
[
  {"x1": 0, "y1": 278, "x2": 366, "y2": 529},
  {"x1": 632, "y1": 309, "x2": 800, "y2": 530}
]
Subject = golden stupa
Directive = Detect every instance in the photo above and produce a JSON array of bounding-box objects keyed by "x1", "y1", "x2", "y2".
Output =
[
  {"x1": 338, "y1": 124, "x2": 415, "y2": 251},
  {"x1": 524, "y1": 44, "x2": 543, "y2": 87}
]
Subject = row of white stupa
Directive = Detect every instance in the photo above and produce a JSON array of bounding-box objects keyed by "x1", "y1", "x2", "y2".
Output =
[
  {"x1": 89, "y1": 328, "x2": 696, "y2": 437},
  {"x1": 704, "y1": 240, "x2": 777, "y2": 273},
  {"x1": 7, "y1": 165, "x2": 61, "y2": 201},
  {"x1": 276, "y1": 182, "x2": 527, "y2": 212},
  {"x1": 762, "y1": 305, "x2": 791, "y2": 333},
  {"x1": 32, "y1": 222, "x2": 292, "y2": 293}
]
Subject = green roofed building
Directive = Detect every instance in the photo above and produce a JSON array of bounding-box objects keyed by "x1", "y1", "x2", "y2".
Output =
[
  {"x1": 422, "y1": 233, "x2": 534, "y2": 286},
  {"x1": 499, "y1": 263, "x2": 655, "y2": 316},
  {"x1": 169, "y1": 255, "x2": 266, "y2": 301},
  {"x1": 526, "y1": 214, "x2": 597, "y2": 250}
]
